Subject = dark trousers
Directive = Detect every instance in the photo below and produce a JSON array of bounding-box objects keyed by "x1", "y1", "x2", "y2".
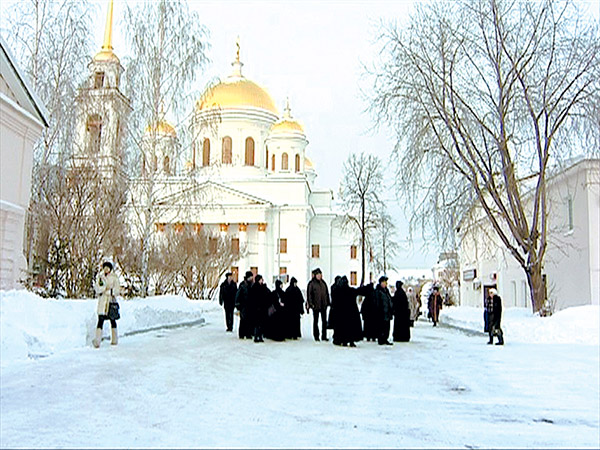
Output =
[
  {"x1": 378, "y1": 319, "x2": 391, "y2": 344},
  {"x1": 97, "y1": 315, "x2": 117, "y2": 329},
  {"x1": 312, "y1": 309, "x2": 327, "y2": 340},
  {"x1": 488, "y1": 317, "x2": 504, "y2": 344},
  {"x1": 224, "y1": 303, "x2": 235, "y2": 331}
]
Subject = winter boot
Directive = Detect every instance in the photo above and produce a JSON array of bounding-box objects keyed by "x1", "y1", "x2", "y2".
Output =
[
  {"x1": 111, "y1": 328, "x2": 118, "y2": 345},
  {"x1": 496, "y1": 330, "x2": 504, "y2": 345},
  {"x1": 93, "y1": 328, "x2": 102, "y2": 348}
]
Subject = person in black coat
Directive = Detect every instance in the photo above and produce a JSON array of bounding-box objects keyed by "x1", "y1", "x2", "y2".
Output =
[
  {"x1": 486, "y1": 288, "x2": 504, "y2": 345},
  {"x1": 360, "y1": 283, "x2": 378, "y2": 341},
  {"x1": 235, "y1": 271, "x2": 254, "y2": 339},
  {"x1": 265, "y1": 279, "x2": 286, "y2": 341},
  {"x1": 248, "y1": 275, "x2": 272, "y2": 343},
  {"x1": 219, "y1": 272, "x2": 238, "y2": 332},
  {"x1": 284, "y1": 277, "x2": 305, "y2": 339},
  {"x1": 332, "y1": 276, "x2": 367, "y2": 347},
  {"x1": 375, "y1": 276, "x2": 393, "y2": 346},
  {"x1": 328, "y1": 276, "x2": 342, "y2": 331},
  {"x1": 392, "y1": 280, "x2": 411, "y2": 342}
]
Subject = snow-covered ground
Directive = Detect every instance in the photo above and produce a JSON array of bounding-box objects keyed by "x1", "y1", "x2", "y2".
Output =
[
  {"x1": 440, "y1": 304, "x2": 600, "y2": 345},
  {"x1": 1, "y1": 291, "x2": 599, "y2": 448}
]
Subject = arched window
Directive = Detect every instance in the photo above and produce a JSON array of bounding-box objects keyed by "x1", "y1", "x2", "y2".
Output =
[
  {"x1": 192, "y1": 141, "x2": 197, "y2": 168},
  {"x1": 282, "y1": 153, "x2": 289, "y2": 171},
  {"x1": 265, "y1": 147, "x2": 269, "y2": 169},
  {"x1": 164, "y1": 156, "x2": 170, "y2": 174},
  {"x1": 222, "y1": 136, "x2": 232, "y2": 164},
  {"x1": 295, "y1": 154, "x2": 301, "y2": 172},
  {"x1": 202, "y1": 138, "x2": 210, "y2": 167},
  {"x1": 271, "y1": 154, "x2": 275, "y2": 171},
  {"x1": 245, "y1": 137, "x2": 255, "y2": 166},
  {"x1": 86, "y1": 114, "x2": 102, "y2": 154}
]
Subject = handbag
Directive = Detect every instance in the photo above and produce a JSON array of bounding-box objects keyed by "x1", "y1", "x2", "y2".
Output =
[{"x1": 108, "y1": 299, "x2": 120, "y2": 320}]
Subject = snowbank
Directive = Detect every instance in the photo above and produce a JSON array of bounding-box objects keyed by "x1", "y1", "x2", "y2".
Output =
[
  {"x1": 0, "y1": 290, "x2": 216, "y2": 366},
  {"x1": 440, "y1": 304, "x2": 600, "y2": 345}
]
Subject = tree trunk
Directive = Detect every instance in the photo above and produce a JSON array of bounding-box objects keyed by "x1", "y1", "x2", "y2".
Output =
[
  {"x1": 525, "y1": 259, "x2": 545, "y2": 314},
  {"x1": 360, "y1": 198, "x2": 366, "y2": 286}
]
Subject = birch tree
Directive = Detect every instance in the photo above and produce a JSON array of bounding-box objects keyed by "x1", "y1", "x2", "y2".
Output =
[
  {"x1": 370, "y1": 0, "x2": 599, "y2": 312},
  {"x1": 122, "y1": 0, "x2": 210, "y2": 296}
]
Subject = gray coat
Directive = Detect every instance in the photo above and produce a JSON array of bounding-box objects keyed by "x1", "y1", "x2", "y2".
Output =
[{"x1": 375, "y1": 285, "x2": 393, "y2": 321}]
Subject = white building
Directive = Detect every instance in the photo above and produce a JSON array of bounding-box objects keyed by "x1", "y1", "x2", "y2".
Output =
[
  {"x1": 0, "y1": 37, "x2": 48, "y2": 289},
  {"x1": 75, "y1": 3, "x2": 367, "y2": 290},
  {"x1": 458, "y1": 158, "x2": 600, "y2": 311}
]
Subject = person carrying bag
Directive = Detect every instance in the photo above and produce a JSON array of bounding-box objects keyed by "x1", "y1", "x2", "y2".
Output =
[{"x1": 93, "y1": 261, "x2": 121, "y2": 348}]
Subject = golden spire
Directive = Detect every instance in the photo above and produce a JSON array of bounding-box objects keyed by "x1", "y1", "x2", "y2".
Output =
[
  {"x1": 283, "y1": 97, "x2": 292, "y2": 118},
  {"x1": 102, "y1": 0, "x2": 114, "y2": 51},
  {"x1": 235, "y1": 36, "x2": 241, "y2": 62}
]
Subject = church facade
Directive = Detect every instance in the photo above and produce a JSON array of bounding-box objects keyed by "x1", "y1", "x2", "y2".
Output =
[{"x1": 74, "y1": 1, "x2": 367, "y2": 291}]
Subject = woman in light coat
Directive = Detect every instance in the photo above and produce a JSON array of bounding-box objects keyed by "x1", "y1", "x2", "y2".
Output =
[
  {"x1": 93, "y1": 262, "x2": 120, "y2": 347},
  {"x1": 407, "y1": 287, "x2": 420, "y2": 326}
]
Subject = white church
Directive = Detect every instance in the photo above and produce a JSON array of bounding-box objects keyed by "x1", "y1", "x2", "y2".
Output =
[{"x1": 74, "y1": 1, "x2": 366, "y2": 290}]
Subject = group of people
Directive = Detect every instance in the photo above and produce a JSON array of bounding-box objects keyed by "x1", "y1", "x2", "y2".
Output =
[{"x1": 219, "y1": 267, "x2": 423, "y2": 346}]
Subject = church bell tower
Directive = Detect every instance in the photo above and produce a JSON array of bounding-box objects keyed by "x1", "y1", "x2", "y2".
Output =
[{"x1": 73, "y1": 0, "x2": 131, "y2": 177}]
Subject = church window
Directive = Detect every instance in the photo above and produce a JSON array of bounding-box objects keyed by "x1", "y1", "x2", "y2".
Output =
[
  {"x1": 209, "y1": 237, "x2": 218, "y2": 253},
  {"x1": 350, "y1": 271, "x2": 357, "y2": 286},
  {"x1": 174, "y1": 223, "x2": 184, "y2": 233},
  {"x1": 163, "y1": 156, "x2": 170, "y2": 174},
  {"x1": 350, "y1": 245, "x2": 357, "y2": 259},
  {"x1": 86, "y1": 114, "x2": 102, "y2": 154},
  {"x1": 193, "y1": 223, "x2": 203, "y2": 234},
  {"x1": 192, "y1": 141, "x2": 197, "y2": 168},
  {"x1": 271, "y1": 154, "x2": 275, "y2": 171},
  {"x1": 231, "y1": 267, "x2": 239, "y2": 282},
  {"x1": 222, "y1": 136, "x2": 232, "y2": 164},
  {"x1": 232, "y1": 238, "x2": 240, "y2": 254},
  {"x1": 281, "y1": 153, "x2": 289, "y2": 171},
  {"x1": 94, "y1": 72, "x2": 105, "y2": 89},
  {"x1": 203, "y1": 138, "x2": 210, "y2": 167},
  {"x1": 295, "y1": 154, "x2": 300, "y2": 172},
  {"x1": 311, "y1": 244, "x2": 320, "y2": 258},
  {"x1": 279, "y1": 238, "x2": 287, "y2": 254},
  {"x1": 250, "y1": 266, "x2": 258, "y2": 276},
  {"x1": 245, "y1": 137, "x2": 255, "y2": 166},
  {"x1": 567, "y1": 197, "x2": 574, "y2": 231},
  {"x1": 265, "y1": 148, "x2": 269, "y2": 169}
]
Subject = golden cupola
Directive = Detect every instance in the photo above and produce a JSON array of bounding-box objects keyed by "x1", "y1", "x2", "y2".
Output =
[
  {"x1": 145, "y1": 120, "x2": 177, "y2": 138},
  {"x1": 196, "y1": 40, "x2": 278, "y2": 115},
  {"x1": 270, "y1": 98, "x2": 305, "y2": 136}
]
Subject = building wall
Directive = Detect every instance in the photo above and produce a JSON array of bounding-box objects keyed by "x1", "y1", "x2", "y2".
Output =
[
  {"x1": 458, "y1": 160, "x2": 599, "y2": 311},
  {"x1": 0, "y1": 90, "x2": 45, "y2": 289}
]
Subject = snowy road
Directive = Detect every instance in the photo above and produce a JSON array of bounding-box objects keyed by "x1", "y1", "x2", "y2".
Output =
[{"x1": 1, "y1": 304, "x2": 599, "y2": 448}]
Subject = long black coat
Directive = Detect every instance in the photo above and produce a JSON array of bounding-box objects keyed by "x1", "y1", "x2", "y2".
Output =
[
  {"x1": 235, "y1": 280, "x2": 253, "y2": 338},
  {"x1": 333, "y1": 284, "x2": 368, "y2": 344},
  {"x1": 487, "y1": 294, "x2": 503, "y2": 328},
  {"x1": 392, "y1": 288, "x2": 411, "y2": 342},
  {"x1": 264, "y1": 287, "x2": 286, "y2": 341},
  {"x1": 360, "y1": 284, "x2": 378, "y2": 340},
  {"x1": 284, "y1": 284, "x2": 304, "y2": 339},
  {"x1": 248, "y1": 282, "x2": 272, "y2": 328}
]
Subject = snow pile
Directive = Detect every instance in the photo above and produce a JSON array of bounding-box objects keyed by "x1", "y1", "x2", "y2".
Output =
[
  {"x1": 440, "y1": 305, "x2": 600, "y2": 345},
  {"x1": 0, "y1": 290, "x2": 215, "y2": 366}
]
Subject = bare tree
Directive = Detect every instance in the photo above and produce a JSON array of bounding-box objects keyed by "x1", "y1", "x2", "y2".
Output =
[
  {"x1": 370, "y1": 0, "x2": 599, "y2": 312},
  {"x1": 372, "y1": 210, "x2": 399, "y2": 276},
  {"x1": 339, "y1": 152, "x2": 384, "y2": 285},
  {"x1": 121, "y1": 0, "x2": 210, "y2": 296}
]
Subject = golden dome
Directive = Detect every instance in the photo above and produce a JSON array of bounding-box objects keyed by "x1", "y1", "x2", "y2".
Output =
[
  {"x1": 93, "y1": 49, "x2": 120, "y2": 63},
  {"x1": 145, "y1": 120, "x2": 177, "y2": 137},
  {"x1": 271, "y1": 119, "x2": 305, "y2": 134},
  {"x1": 197, "y1": 77, "x2": 278, "y2": 115}
]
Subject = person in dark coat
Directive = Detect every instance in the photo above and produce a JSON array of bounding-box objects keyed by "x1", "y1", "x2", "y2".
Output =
[
  {"x1": 428, "y1": 286, "x2": 443, "y2": 327},
  {"x1": 486, "y1": 288, "x2": 504, "y2": 345},
  {"x1": 264, "y1": 279, "x2": 286, "y2": 341},
  {"x1": 248, "y1": 275, "x2": 272, "y2": 343},
  {"x1": 332, "y1": 276, "x2": 368, "y2": 347},
  {"x1": 235, "y1": 271, "x2": 254, "y2": 339},
  {"x1": 392, "y1": 280, "x2": 411, "y2": 342},
  {"x1": 360, "y1": 283, "x2": 378, "y2": 341},
  {"x1": 284, "y1": 277, "x2": 304, "y2": 339},
  {"x1": 327, "y1": 276, "x2": 342, "y2": 331},
  {"x1": 306, "y1": 268, "x2": 330, "y2": 341},
  {"x1": 219, "y1": 272, "x2": 237, "y2": 332},
  {"x1": 375, "y1": 276, "x2": 393, "y2": 345}
]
